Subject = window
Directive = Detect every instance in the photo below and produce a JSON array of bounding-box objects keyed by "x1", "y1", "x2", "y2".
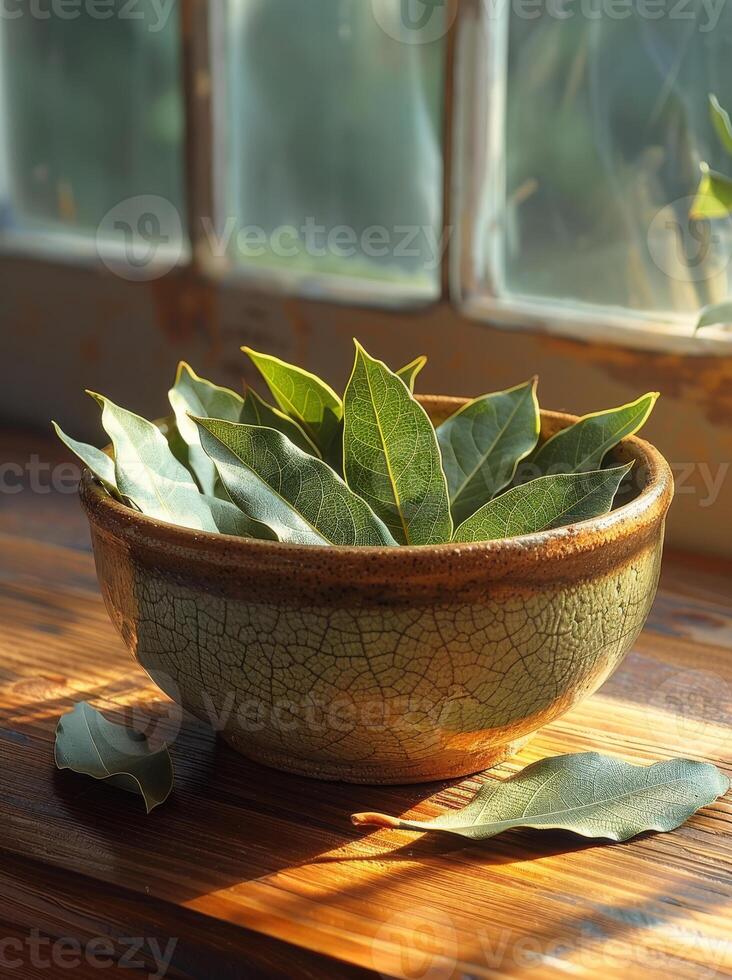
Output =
[
  {"x1": 0, "y1": 0, "x2": 446, "y2": 302},
  {"x1": 1, "y1": 0, "x2": 730, "y2": 346},
  {"x1": 214, "y1": 0, "x2": 446, "y2": 304},
  {"x1": 452, "y1": 0, "x2": 732, "y2": 351},
  {"x1": 0, "y1": 4, "x2": 187, "y2": 268}
]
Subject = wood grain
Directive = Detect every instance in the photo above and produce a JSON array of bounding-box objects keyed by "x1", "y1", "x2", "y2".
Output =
[{"x1": 0, "y1": 430, "x2": 730, "y2": 977}]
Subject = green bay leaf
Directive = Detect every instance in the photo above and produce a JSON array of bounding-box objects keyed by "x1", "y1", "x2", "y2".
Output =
[
  {"x1": 168, "y1": 362, "x2": 245, "y2": 495},
  {"x1": 691, "y1": 165, "x2": 732, "y2": 220},
  {"x1": 321, "y1": 355, "x2": 427, "y2": 479},
  {"x1": 243, "y1": 347, "x2": 342, "y2": 456},
  {"x1": 710, "y1": 94, "x2": 732, "y2": 156},
  {"x1": 452, "y1": 464, "x2": 632, "y2": 543},
  {"x1": 52, "y1": 421, "x2": 120, "y2": 498},
  {"x1": 89, "y1": 391, "x2": 219, "y2": 533},
  {"x1": 396, "y1": 355, "x2": 427, "y2": 392},
  {"x1": 343, "y1": 342, "x2": 452, "y2": 546},
  {"x1": 194, "y1": 417, "x2": 397, "y2": 547},
  {"x1": 56, "y1": 400, "x2": 273, "y2": 541},
  {"x1": 524, "y1": 392, "x2": 658, "y2": 479},
  {"x1": 241, "y1": 387, "x2": 320, "y2": 457},
  {"x1": 203, "y1": 494, "x2": 278, "y2": 541},
  {"x1": 55, "y1": 702, "x2": 174, "y2": 814},
  {"x1": 437, "y1": 379, "x2": 540, "y2": 526},
  {"x1": 696, "y1": 300, "x2": 732, "y2": 333},
  {"x1": 352, "y1": 753, "x2": 730, "y2": 843}
]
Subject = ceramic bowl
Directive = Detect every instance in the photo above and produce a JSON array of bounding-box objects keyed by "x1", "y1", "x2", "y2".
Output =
[{"x1": 80, "y1": 397, "x2": 673, "y2": 784}]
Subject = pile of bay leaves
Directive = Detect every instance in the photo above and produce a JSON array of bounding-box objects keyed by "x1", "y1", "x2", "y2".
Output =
[{"x1": 54, "y1": 342, "x2": 658, "y2": 546}]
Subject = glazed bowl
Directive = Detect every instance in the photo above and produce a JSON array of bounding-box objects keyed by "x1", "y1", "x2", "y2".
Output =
[{"x1": 80, "y1": 397, "x2": 674, "y2": 784}]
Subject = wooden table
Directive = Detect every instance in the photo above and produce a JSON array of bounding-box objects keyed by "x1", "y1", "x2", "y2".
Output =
[{"x1": 1, "y1": 429, "x2": 730, "y2": 978}]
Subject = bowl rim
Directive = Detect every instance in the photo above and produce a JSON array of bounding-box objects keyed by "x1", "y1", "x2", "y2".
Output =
[{"x1": 79, "y1": 397, "x2": 674, "y2": 567}]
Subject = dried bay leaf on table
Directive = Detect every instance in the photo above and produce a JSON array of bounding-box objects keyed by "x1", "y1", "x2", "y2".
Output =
[
  {"x1": 353, "y1": 753, "x2": 730, "y2": 843},
  {"x1": 55, "y1": 702, "x2": 173, "y2": 814}
]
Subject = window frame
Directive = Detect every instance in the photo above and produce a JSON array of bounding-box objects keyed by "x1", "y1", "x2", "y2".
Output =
[
  {"x1": 197, "y1": 0, "x2": 450, "y2": 310},
  {"x1": 449, "y1": 0, "x2": 732, "y2": 357},
  {"x1": 0, "y1": 0, "x2": 729, "y2": 353}
]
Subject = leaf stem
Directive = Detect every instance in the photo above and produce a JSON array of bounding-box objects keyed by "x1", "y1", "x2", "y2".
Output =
[{"x1": 351, "y1": 812, "x2": 402, "y2": 829}]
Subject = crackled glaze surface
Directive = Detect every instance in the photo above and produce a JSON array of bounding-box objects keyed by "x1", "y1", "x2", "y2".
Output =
[
  {"x1": 95, "y1": 543, "x2": 660, "y2": 782},
  {"x1": 82, "y1": 401, "x2": 674, "y2": 783}
]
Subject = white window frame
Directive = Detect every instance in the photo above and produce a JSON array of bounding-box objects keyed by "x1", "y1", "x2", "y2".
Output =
[
  {"x1": 449, "y1": 0, "x2": 732, "y2": 356},
  {"x1": 0, "y1": 0, "x2": 730, "y2": 352}
]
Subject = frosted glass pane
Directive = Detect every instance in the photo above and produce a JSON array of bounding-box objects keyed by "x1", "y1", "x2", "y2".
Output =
[
  {"x1": 0, "y1": 6, "x2": 186, "y2": 242},
  {"x1": 462, "y1": 5, "x2": 732, "y2": 334},
  {"x1": 220, "y1": 0, "x2": 446, "y2": 300},
  {"x1": 0, "y1": 38, "x2": 8, "y2": 225}
]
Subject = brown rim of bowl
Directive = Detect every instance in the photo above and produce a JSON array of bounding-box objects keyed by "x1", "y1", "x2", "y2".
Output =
[{"x1": 79, "y1": 399, "x2": 674, "y2": 593}]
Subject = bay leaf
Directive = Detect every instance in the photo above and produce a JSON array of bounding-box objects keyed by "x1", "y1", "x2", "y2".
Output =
[
  {"x1": 241, "y1": 386, "x2": 320, "y2": 457},
  {"x1": 524, "y1": 392, "x2": 658, "y2": 479},
  {"x1": 343, "y1": 342, "x2": 452, "y2": 545},
  {"x1": 437, "y1": 378, "x2": 540, "y2": 526},
  {"x1": 242, "y1": 346, "x2": 342, "y2": 455},
  {"x1": 695, "y1": 300, "x2": 732, "y2": 334},
  {"x1": 194, "y1": 416, "x2": 397, "y2": 546},
  {"x1": 52, "y1": 421, "x2": 120, "y2": 498},
  {"x1": 396, "y1": 355, "x2": 427, "y2": 392},
  {"x1": 352, "y1": 753, "x2": 730, "y2": 843},
  {"x1": 89, "y1": 391, "x2": 219, "y2": 532},
  {"x1": 203, "y1": 493, "x2": 278, "y2": 541},
  {"x1": 58, "y1": 394, "x2": 274, "y2": 541},
  {"x1": 55, "y1": 702, "x2": 173, "y2": 814},
  {"x1": 709, "y1": 94, "x2": 732, "y2": 156},
  {"x1": 691, "y1": 164, "x2": 732, "y2": 220},
  {"x1": 452, "y1": 464, "x2": 632, "y2": 543},
  {"x1": 323, "y1": 352, "x2": 434, "y2": 486},
  {"x1": 168, "y1": 362, "x2": 245, "y2": 495}
]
